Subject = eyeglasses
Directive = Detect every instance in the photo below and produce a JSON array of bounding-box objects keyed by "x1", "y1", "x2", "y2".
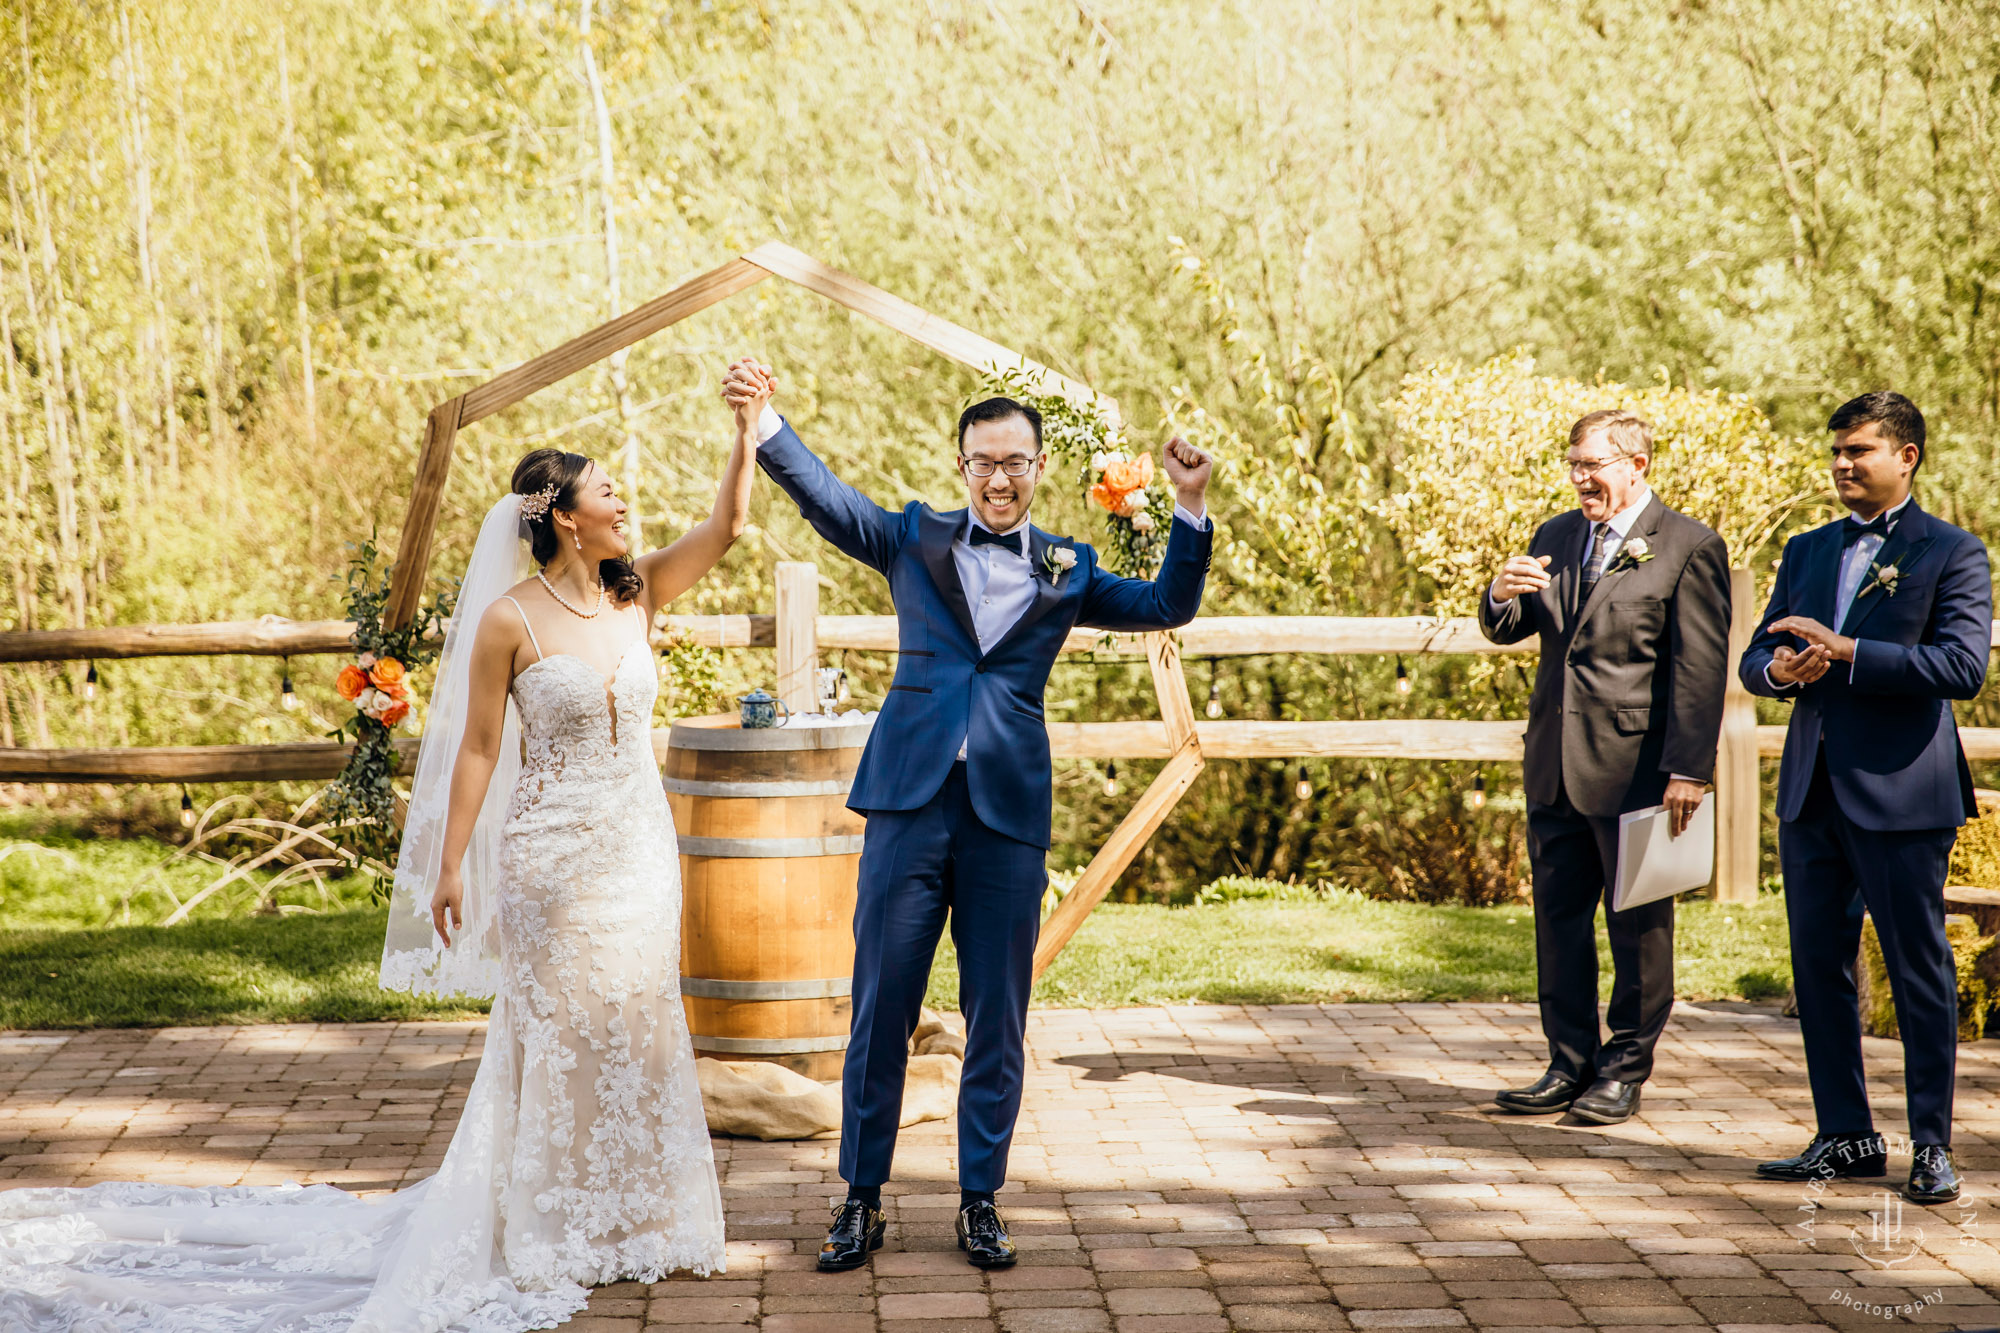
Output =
[
  {"x1": 960, "y1": 456, "x2": 1039, "y2": 478},
  {"x1": 1565, "y1": 453, "x2": 1635, "y2": 480}
]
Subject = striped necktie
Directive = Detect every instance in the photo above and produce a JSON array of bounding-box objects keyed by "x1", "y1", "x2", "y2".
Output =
[{"x1": 1579, "y1": 522, "x2": 1612, "y2": 599}]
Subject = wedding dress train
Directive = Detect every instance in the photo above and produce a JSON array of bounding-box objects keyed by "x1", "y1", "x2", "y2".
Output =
[{"x1": 0, "y1": 601, "x2": 724, "y2": 1332}]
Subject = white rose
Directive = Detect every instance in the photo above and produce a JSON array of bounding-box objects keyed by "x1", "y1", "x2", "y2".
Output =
[
  {"x1": 1050, "y1": 547, "x2": 1078, "y2": 571},
  {"x1": 1089, "y1": 451, "x2": 1109, "y2": 472},
  {"x1": 1119, "y1": 489, "x2": 1150, "y2": 518},
  {"x1": 1878, "y1": 564, "x2": 1899, "y2": 581},
  {"x1": 1131, "y1": 511, "x2": 1156, "y2": 533},
  {"x1": 1624, "y1": 536, "x2": 1650, "y2": 559}
]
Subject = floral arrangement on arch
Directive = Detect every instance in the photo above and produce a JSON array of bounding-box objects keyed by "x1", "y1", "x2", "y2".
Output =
[
  {"x1": 980, "y1": 366, "x2": 1164, "y2": 577},
  {"x1": 322, "y1": 533, "x2": 455, "y2": 879},
  {"x1": 336, "y1": 650, "x2": 412, "y2": 729}
]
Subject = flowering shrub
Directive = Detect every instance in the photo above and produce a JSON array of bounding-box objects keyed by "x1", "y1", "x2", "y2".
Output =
[{"x1": 1377, "y1": 350, "x2": 1829, "y2": 614}]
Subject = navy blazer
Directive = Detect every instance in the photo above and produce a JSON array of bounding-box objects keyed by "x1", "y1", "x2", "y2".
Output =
[
  {"x1": 758, "y1": 421, "x2": 1212, "y2": 849},
  {"x1": 1741, "y1": 501, "x2": 1992, "y2": 831}
]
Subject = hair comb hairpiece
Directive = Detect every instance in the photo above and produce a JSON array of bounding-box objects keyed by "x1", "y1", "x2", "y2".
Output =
[{"x1": 517, "y1": 483, "x2": 559, "y2": 522}]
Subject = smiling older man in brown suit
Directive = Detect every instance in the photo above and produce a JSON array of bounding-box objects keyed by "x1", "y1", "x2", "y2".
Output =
[{"x1": 1478, "y1": 409, "x2": 1732, "y2": 1125}]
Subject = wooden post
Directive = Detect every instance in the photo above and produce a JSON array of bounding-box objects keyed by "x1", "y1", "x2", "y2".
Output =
[
  {"x1": 1713, "y1": 566, "x2": 1761, "y2": 903},
  {"x1": 774, "y1": 562, "x2": 820, "y2": 714},
  {"x1": 1033, "y1": 631, "x2": 1207, "y2": 980},
  {"x1": 384, "y1": 396, "x2": 465, "y2": 630}
]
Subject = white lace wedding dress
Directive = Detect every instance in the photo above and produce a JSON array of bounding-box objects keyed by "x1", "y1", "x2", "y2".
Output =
[{"x1": 0, "y1": 601, "x2": 724, "y2": 1332}]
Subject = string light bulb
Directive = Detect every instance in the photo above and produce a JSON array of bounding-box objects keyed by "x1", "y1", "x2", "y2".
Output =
[
  {"x1": 179, "y1": 787, "x2": 196, "y2": 829},
  {"x1": 1395, "y1": 656, "x2": 1411, "y2": 696},
  {"x1": 1470, "y1": 773, "x2": 1487, "y2": 811},
  {"x1": 1295, "y1": 765, "x2": 1312, "y2": 801},
  {"x1": 280, "y1": 657, "x2": 299, "y2": 711},
  {"x1": 1205, "y1": 659, "x2": 1223, "y2": 719},
  {"x1": 82, "y1": 662, "x2": 98, "y2": 702},
  {"x1": 1103, "y1": 760, "x2": 1119, "y2": 797}
]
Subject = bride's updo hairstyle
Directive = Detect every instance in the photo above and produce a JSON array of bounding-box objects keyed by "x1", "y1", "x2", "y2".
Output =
[{"x1": 510, "y1": 448, "x2": 644, "y2": 604}]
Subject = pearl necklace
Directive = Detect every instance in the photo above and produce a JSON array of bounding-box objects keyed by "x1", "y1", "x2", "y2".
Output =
[{"x1": 537, "y1": 570, "x2": 605, "y2": 619}]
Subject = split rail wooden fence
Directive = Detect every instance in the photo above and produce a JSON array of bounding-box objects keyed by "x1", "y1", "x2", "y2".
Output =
[{"x1": 5, "y1": 563, "x2": 1996, "y2": 908}]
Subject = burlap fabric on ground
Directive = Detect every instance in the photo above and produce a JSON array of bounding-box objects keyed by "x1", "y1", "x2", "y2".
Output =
[{"x1": 697, "y1": 1008, "x2": 965, "y2": 1140}]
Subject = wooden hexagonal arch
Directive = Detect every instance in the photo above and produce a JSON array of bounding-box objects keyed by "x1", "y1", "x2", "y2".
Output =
[{"x1": 382, "y1": 242, "x2": 1203, "y2": 978}]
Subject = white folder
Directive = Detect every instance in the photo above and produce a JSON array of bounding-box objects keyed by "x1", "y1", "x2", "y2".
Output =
[{"x1": 1612, "y1": 795, "x2": 1715, "y2": 911}]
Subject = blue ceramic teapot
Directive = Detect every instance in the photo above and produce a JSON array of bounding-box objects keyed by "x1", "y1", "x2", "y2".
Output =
[{"x1": 738, "y1": 688, "x2": 791, "y2": 729}]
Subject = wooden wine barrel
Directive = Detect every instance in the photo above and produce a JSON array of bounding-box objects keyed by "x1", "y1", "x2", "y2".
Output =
[{"x1": 665, "y1": 713, "x2": 873, "y2": 1080}]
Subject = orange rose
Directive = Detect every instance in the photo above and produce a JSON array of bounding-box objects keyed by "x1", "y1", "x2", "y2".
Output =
[
  {"x1": 336, "y1": 664, "x2": 368, "y2": 701},
  {"x1": 1089, "y1": 481, "x2": 1124, "y2": 514},
  {"x1": 379, "y1": 676, "x2": 410, "y2": 702},
  {"x1": 378, "y1": 699, "x2": 411, "y2": 728},
  {"x1": 1101, "y1": 454, "x2": 1153, "y2": 492},
  {"x1": 367, "y1": 657, "x2": 407, "y2": 691}
]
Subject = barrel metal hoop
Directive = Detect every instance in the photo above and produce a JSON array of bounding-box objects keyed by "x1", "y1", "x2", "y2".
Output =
[
  {"x1": 662, "y1": 776, "x2": 852, "y2": 798},
  {"x1": 668, "y1": 721, "x2": 875, "y2": 753},
  {"x1": 691, "y1": 1033, "x2": 851, "y2": 1055},
  {"x1": 679, "y1": 834, "x2": 865, "y2": 858},
  {"x1": 681, "y1": 976, "x2": 854, "y2": 1000}
]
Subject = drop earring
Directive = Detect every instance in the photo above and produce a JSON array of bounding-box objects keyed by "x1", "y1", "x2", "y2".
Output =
[{"x1": 573, "y1": 532, "x2": 582, "y2": 551}]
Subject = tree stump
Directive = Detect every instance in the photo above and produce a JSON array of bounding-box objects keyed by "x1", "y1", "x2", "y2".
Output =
[{"x1": 1858, "y1": 912, "x2": 1995, "y2": 1042}]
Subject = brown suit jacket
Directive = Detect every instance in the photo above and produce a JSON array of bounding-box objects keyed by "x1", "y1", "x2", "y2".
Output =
[{"x1": 1478, "y1": 496, "x2": 1732, "y2": 818}]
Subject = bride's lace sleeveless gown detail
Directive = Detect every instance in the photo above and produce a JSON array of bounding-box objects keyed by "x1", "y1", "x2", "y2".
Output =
[{"x1": 0, "y1": 600, "x2": 723, "y2": 1332}]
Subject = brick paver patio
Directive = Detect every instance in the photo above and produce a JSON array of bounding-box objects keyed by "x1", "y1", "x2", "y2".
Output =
[{"x1": 4, "y1": 1002, "x2": 1998, "y2": 1331}]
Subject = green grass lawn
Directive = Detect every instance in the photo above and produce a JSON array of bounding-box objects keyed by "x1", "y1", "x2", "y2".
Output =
[
  {"x1": 0, "y1": 814, "x2": 376, "y2": 930},
  {"x1": 0, "y1": 910, "x2": 488, "y2": 1028},
  {"x1": 926, "y1": 894, "x2": 1793, "y2": 1010},
  {"x1": 0, "y1": 889, "x2": 1793, "y2": 1029}
]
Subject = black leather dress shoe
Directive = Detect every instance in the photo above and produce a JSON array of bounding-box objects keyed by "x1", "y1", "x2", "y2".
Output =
[
  {"x1": 1905, "y1": 1144, "x2": 1962, "y2": 1205},
  {"x1": 818, "y1": 1198, "x2": 886, "y2": 1272},
  {"x1": 1492, "y1": 1070, "x2": 1583, "y2": 1115},
  {"x1": 1755, "y1": 1133, "x2": 1888, "y2": 1182},
  {"x1": 1563, "y1": 1078, "x2": 1641, "y2": 1125},
  {"x1": 956, "y1": 1199, "x2": 1017, "y2": 1268}
]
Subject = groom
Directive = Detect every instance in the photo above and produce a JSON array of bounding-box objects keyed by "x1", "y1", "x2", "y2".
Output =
[{"x1": 722, "y1": 358, "x2": 1212, "y2": 1271}]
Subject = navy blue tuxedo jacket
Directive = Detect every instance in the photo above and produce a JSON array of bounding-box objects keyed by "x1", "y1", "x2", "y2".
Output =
[
  {"x1": 758, "y1": 422, "x2": 1212, "y2": 849},
  {"x1": 1741, "y1": 501, "x2": 1992, "y2": 831}
]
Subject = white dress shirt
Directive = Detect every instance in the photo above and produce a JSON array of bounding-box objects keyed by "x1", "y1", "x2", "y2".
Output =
[
  {"x1": 1764, "y1": 495, "x2": 1910, "y2": 693},
  {"x1": 755, "y1": 408, "x2": 1210, "y2": 759}
]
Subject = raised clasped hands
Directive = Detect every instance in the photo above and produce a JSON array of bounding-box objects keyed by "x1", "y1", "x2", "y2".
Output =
[
  {"x1": 1767, "y1": 614, "x2": 1855, "y2": 674},
  {"x1": 1491, "y1": 554, "x2": 1553, "y2": 603},
  {"x1": 1767, "y1": 643, "x2": 1834, "y2": 686},
  {"x1": 720, "y1": 356, "x2": 777, "y2": 426},
  {"x1": 1160, "y1": 435, "x2": 1213, "y2": 510}
]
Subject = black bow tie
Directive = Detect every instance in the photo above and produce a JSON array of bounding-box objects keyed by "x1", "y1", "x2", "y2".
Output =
[
  {"x1": 968, "y1": 525, "x2": 1023, "y2": 553},
  {"x1": 1843, "y1": 514, "x2": 1893, "y2": 546}
]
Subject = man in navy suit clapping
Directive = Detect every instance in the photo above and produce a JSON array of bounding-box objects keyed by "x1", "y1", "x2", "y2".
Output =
[
  {"x1": 722, "y1": 358, "x2": 1212, "y2": 1270},
  {"x1": 1742, "y1": 392, "x2": 1992, "y2": 1203}
]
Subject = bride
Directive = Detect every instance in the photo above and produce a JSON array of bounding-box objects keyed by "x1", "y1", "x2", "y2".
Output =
[{"x1": 0, "y1": 371, "x2": 772, "y2": 1331}]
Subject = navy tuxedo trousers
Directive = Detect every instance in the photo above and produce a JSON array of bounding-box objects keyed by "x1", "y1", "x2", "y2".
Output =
[
  {"x1": 840, "y1": 763, "x2": 1046, "y2": 1192},
  {"x1": 1782, "y1": 753, "x2": 1958, "y2": 1145}
]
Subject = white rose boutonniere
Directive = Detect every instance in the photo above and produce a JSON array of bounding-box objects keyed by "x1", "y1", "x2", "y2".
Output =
[
  {"x1": 1044, "y1": 545, "x2": 1077, "y2": 581},
  {"x1": 1859, "y1": 561, "x2": 1900, "y2": 600},
  {"x1": 1610, "y1": 535, "x2": 1655, "y2": 573}
]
